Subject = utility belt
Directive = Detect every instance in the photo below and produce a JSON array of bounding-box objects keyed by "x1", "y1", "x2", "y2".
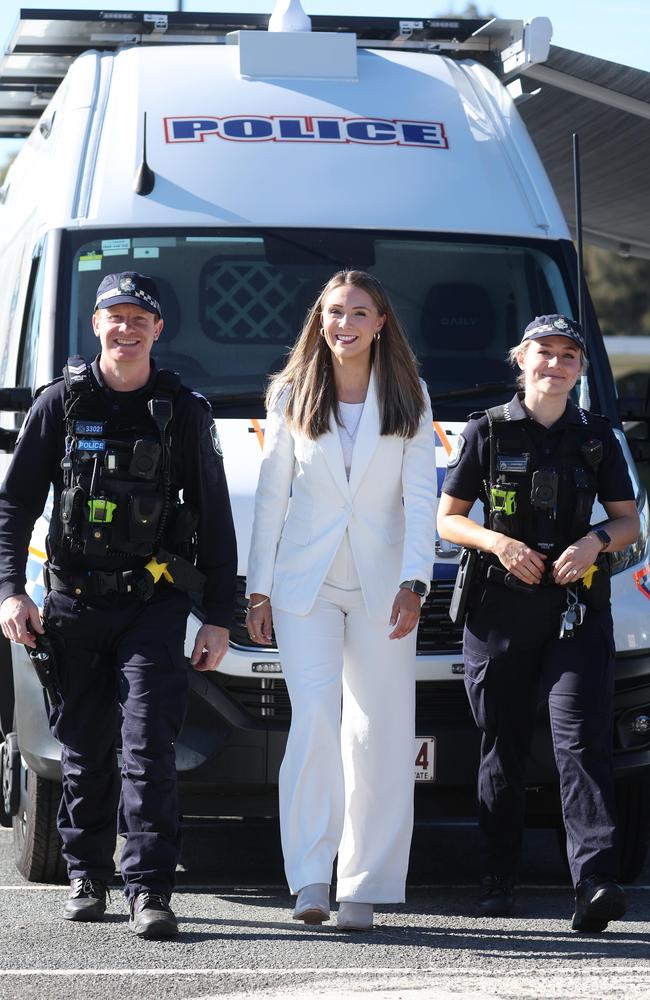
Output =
[
  {"x1": 448, "y1": 549, "x2": 611, "y2": 625},
  {"x1": 44, "y1": 548, "x2": 206, "y2": 603}
]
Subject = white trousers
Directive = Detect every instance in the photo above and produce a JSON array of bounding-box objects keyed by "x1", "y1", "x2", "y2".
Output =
[{"x1": 273, "y1": 534, "x2": 416, "y2": 903}]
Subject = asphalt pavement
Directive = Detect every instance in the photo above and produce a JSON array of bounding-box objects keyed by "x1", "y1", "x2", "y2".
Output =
[{"x1": 0, "y1": 818, "x2": 648, "y2": 1000}]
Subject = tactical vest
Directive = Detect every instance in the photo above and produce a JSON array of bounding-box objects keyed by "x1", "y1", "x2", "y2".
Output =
[
  {"x1": 485, "y1": 402, "x2": 603, "y2": 566},
  {"x1": 57, "y1": 357, "x2": 180, "y2": 563}
]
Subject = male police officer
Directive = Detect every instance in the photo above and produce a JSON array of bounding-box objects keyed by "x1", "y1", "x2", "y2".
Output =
[{"x1": 0, "y1": 272, "x2": 237, "y2": 938}]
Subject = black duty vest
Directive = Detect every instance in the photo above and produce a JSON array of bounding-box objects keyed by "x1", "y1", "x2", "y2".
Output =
[
  {"x1": 485, "y1": 402, "x2": 603, "y2": 565},
  {"x1": 57, "y1": 357, "x2": 180, "y2": 564}
]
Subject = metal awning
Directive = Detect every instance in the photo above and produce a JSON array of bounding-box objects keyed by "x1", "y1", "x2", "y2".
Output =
[
  {"x1": 517, "y1": 45, "x2": 650, "y2": 259},
  {"x1": 1, "y1": 12, "x2": 649, "y2": 259}
]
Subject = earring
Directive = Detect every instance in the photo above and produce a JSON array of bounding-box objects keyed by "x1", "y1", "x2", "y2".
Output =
[{"x1": 374, "y1": 331, "x2": 381, "y2": 342}]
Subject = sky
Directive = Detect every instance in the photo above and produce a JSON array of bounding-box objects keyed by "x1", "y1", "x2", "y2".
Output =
[{"x1": 1, "y1": 0, "x2": 648, "y2": 164}]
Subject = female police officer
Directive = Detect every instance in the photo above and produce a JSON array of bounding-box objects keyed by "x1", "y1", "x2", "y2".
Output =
[{"x1": 437, "y1": 315, "x2": 639, "y2": 932}]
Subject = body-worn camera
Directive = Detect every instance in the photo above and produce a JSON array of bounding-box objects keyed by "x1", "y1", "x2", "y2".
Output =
[
  {"x1": 530, "y1": 469, "x2": 558, "y2": 511},
  {"x1": 129, "y1": 439, "x2": 161, "y2": 481}
]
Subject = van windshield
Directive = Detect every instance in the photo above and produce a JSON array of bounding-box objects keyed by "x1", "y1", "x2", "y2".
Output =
[{"x1": 64, "y1": 229, "x2": 576, "y2": 418}]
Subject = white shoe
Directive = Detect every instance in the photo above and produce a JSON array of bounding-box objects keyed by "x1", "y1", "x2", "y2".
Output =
[
  {"x1": 337, "y1": 901, "x2": 374, "y2": 931},
  {"x1": 292, "y1": 883, "x2": 330, "y2": 924}
]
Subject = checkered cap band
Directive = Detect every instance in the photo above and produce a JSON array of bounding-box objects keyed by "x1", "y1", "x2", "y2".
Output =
[{"x1": 95, "y1": 286, "x2": 161, "y2": 313}]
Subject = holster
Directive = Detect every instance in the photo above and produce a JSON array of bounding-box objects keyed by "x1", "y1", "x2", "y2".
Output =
[{"x1": 449, "y1": 548, "x2": 483, "y2": 625}]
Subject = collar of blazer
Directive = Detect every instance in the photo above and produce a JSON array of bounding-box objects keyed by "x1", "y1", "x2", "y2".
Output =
[{"x1": 318, "y1": 366, "x2": 381, "y2": 500}]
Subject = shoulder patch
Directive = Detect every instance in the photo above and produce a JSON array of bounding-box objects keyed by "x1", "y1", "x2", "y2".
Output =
[
  {"x1": 447, "y1": 434, "x2": 466, "y2": 468},
  {"x1": 210, "y1": 423, "x2": 223, "y2": 457}
]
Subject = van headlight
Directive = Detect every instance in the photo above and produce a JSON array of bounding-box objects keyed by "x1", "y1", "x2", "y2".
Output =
[{"x1": 609, "y1": 489, "x2": 649, "y2": 576}]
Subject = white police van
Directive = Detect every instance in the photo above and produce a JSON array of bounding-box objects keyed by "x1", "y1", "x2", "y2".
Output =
[{"x1": 0, "y1": 4, "x2": 648, "y2": 883}]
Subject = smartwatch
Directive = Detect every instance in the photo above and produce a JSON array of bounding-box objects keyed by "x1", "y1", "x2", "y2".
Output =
[
  {"x1": 591, "y1": 528, "x2": 611, "y2": 551},
  {"x1": 399, "y1": 579, "x2": 428, "y2": 597}
]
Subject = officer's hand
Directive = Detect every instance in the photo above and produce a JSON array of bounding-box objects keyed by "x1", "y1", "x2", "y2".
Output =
[
  {"x1": 191, "y1": 624, "x2": 229, "y2": 672},
  {"x1": 389, "y1": 589, "x2": 422, "y2": 640},
  {"x1": 0, "y1": 594, "x2": 44, "y2": 648},
  {"x1": 246, "y1": 594, "x2": 273, "y2": 646},
  {"x1": 492, "y1": 535, "x2": 547, "y2": 584},
  {"x1": 552, "y1": 535, "x2": 602, "y2": 586}
]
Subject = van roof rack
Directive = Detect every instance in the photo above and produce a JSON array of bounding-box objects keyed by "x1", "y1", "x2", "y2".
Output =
[{"x1": 0, "y1": 8, "x2": 551, "y2": 137}]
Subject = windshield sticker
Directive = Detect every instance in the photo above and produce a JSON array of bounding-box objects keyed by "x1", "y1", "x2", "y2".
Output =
[
  {"x1": 78, "y1": 253, "x2": 102, "y2": 271},
  {"x1": 165, "y1": 115, "x2": 448, "y2": 149},
  {"x1": 134, "y1": 247, "x2": 160, "y2": 259},
  {"x1": 102, "y1": 238, "x2": 131, "y2": 256}
]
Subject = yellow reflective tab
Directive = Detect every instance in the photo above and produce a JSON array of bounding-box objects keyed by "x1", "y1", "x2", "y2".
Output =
[
  {"x1": 581, "y1": 564, "x2": 599, "y2": 589},
  {"x1": 144, "y1": 557, "x2": 174, "y2": 584}
]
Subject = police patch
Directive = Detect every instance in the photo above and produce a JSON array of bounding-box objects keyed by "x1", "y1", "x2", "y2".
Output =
[
  {"x1": 210, "y1": 423, "x2": 223, "y2": 457},
  {"x1": 447, "y1": 434, "x2": 466, "y2": 468}
]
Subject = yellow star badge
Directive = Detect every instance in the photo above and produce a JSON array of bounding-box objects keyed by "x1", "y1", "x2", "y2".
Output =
[{"x1": 581, "y1": 564, "x2": 599, "y2": 589}]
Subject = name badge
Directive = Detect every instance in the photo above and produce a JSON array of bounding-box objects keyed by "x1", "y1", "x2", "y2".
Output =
[
  {"x1": 77, "y1": 438, "x2": 106, "y2": 452},
  {"x1": 75, "y1": 421, "x2": 105, "y2": 435},
  {"x1": 497, "y1": 454, "x2": 529, "y2": 474}
]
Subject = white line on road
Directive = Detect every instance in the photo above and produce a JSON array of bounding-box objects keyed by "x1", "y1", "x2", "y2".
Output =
[{"x1": 2, "y1": 967, "x2": 650, "y2": 977}]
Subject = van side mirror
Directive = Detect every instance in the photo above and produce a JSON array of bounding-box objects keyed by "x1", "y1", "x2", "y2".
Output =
[{"x1": 0, "y1": 387, "x2": 32, "y2": 412}]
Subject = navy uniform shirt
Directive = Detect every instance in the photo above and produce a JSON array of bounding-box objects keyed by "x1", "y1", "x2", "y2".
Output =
[
  {"x1": 0, "y1": 359, "x2": 237, "y2": 629},
  {"x1": 442, "y1": 393, "x2": 635, "y2": 526}
]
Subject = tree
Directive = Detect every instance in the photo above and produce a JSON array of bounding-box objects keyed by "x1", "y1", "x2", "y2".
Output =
[{"x1": 585, "y1": 245, "x2": 650, "y2": 337}]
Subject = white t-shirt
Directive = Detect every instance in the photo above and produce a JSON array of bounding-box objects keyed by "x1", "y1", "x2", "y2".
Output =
[{"x1": 337, "y1": 401, "x2": 364, "y2": 478}]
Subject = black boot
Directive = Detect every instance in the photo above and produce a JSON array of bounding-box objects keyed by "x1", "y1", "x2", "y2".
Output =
[
  {"x1": 63, "y1": 878, "x2": 108, "y2": 922},
  {"x1": 571, "y1": 874, "x2": 626, "y2": 932},
  {"x1": 129, "y1": 891, "x2": 179, "y2": 939},
  {"x1": 478, "y1": 875, "x2": 515, "y2": 917}
]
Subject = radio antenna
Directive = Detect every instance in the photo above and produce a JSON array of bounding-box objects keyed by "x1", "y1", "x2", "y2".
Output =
[
  {"x1": 573, "y1": 132, "x2": 590, "y2": 410},
  {"x1": 134, "y1": 111, "x2": 155, "y2": 196}
]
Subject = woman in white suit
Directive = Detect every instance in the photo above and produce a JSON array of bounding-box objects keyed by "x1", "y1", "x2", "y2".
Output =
[{"x1": 246, "y1": 270, "x2": 436, "y2": 930}]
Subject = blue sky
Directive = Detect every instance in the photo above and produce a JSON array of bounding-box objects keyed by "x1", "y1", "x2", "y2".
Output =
[{"x1": 1, "y1": 1, "x2": 648, "y2": 164}]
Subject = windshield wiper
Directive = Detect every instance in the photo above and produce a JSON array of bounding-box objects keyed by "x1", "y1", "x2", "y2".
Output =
[{"x1": 429, "y1": 382, "x2": 517, "y2": 404}]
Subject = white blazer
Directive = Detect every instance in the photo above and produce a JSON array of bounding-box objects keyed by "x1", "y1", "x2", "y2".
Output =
[{"x1": 247, "y1": 369, "x2": 437, "y2": 621}]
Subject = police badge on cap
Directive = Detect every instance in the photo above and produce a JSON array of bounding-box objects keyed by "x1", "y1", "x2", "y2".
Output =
[
  {"x1": 522, "y1": 314, "x2": 586, "y2": 354},
  {"x1": 94, "y1": 272, "x2": 162, "y2": 316}
]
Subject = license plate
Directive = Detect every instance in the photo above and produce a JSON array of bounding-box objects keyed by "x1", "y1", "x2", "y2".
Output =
[{"x1": 414, "y1": 737, "x2": 435, "y2": 782}]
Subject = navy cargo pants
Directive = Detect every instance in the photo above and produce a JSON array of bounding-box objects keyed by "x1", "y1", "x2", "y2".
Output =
[
  {"x1": 463, "y1": 580, "x2": 619, "y2": 886},
  {"x1": 44, "y1": 586, "x2": 191, "y2": 900}
]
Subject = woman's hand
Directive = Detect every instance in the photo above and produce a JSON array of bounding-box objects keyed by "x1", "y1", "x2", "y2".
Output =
[
  {"x1": 491, "y1": 535, "x2": 547, "y2": 585},
  {"x1": 246, "y1": 593, "x2": 274, "y2": 646},
  {"x1": 389, "y1": 588, "x2": 422, "y2": 640},
  {"x1": 552, "y1": 534, "x2": 602, "y2": 586}
]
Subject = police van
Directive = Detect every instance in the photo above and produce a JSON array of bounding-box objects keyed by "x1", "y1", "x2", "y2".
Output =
[{"x1": 0, "y1": 4, "x2": 649, "y2": 884}]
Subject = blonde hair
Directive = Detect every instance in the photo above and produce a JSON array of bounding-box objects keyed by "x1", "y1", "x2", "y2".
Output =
[
  {"x1": 267, "y1": 270, "x2": 425, "y2": 439},
  {"x1": 507, "y1": 338, "x2": 588, "y2": 389}
]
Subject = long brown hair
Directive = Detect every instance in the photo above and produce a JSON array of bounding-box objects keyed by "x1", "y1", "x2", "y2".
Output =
[{"x1": 267, "y1": 270, "x2": 425, "y2": 439}]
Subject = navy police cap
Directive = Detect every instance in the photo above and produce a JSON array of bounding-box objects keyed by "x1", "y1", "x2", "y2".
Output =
[
  {"x1": 94, "y1": 272, "x2": 161, "y2": 316},
  {"x1": 522, "y1": 314, "x2": 586, "y2": 353}
]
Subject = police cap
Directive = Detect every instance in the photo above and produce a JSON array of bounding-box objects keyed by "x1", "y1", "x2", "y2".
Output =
[
  {"x1": 522, "y1": 314, "x2": 586, "y2": 353},
  {"x1": 94, "y1": 272, "x2": 162, "y2": 316}
]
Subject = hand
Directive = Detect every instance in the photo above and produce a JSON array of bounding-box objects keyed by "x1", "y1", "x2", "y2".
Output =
[
  {"x1": 190, "y1": 623, "x2": 229, "y2": 671},
  {"x1": 389, "y1": 588, "x2": 422, "y2": 640},
  {"x1": 492, "y1": 535, "x2": 547, "y2": 585},
  {"x1": 552, "y1": 534, "x2": 602, "y2": 586},
  {"x1": 246, "y1": 593, "x2": 273, "y2": 646},
  {"x1": 0, "y1": 594, "x2": 44, "y2": 648}
]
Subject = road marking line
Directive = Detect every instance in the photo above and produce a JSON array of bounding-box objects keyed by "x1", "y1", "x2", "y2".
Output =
[{"x1": 2, "y1": 968, "x2": 650, "y2": 977}]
